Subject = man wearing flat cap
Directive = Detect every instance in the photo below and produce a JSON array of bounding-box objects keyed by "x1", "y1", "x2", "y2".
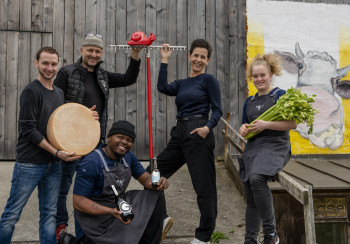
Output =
[
  {"x1": 60, "y1": 120, "x2": 169, "y2": 244},
  {"x1": 54, "y1": 33, "x2": 142, "y2": 238}
]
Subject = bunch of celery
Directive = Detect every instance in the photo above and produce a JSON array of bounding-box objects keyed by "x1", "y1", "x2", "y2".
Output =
[{"x1": 245, "y1": 87, "x2": 319, "y2": 140}]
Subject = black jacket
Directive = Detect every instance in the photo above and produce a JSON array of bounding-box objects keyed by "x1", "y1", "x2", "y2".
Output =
[{"x1": 54, "y1": 57, "x2": 140, "y2": 139}]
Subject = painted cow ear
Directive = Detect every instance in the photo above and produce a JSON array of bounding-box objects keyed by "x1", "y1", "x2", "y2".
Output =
[
  {"x1": 337, "y1": 64, "x2": 350, "y2": 78},
  {"x1": 274, "y1": 50, "x2": 298, "y2": 74},
  {"x1": 335, "y1": 80, "x2": 350, "y2": 99}
]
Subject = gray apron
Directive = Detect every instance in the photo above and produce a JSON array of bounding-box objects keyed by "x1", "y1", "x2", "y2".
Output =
[
  {"x1": 75, "y1": 149, "x2": 160, "y2": 244},
  {"x1": 239, "y1": 89, "x2": 291, "y2": 183}
]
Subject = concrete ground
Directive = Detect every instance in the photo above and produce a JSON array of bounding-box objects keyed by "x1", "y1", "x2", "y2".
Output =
[{"x1": 0, "y1": 160, "x2": 246, "y2": 244}]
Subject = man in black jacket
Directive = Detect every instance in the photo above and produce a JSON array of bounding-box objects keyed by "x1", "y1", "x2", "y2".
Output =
[{"x1": 54, "y1": 33, "x2": 142, "y2": 239}]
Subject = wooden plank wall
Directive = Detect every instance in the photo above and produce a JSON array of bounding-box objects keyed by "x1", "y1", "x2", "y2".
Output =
[
  {"x1": 1, "y1": 0, "x2": 346, "y2": 160},
  {"x1": 0, "y1": 0, "x2": 248, "y2": 160}
]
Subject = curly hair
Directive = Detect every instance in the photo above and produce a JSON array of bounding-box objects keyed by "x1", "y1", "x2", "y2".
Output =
[
  {"x1": 189, "y1": 39, "x2": 212, "y2": 59},
  {"x1": 246, "y1": 53, "x2": 283, "y2": 79}
]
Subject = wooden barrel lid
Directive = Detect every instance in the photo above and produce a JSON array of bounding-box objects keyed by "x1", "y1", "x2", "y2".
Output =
[{"x1": 47, "y1": 103, "x2": 100, "y2": 156}]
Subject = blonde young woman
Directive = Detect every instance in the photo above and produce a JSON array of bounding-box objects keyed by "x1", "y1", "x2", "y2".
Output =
[{"x1": 239, "y1": 54, "x2": 297, "y2": 244}]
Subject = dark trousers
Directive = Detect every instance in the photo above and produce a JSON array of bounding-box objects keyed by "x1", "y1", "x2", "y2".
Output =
[
  {"x1": 57, "y1": 142, "x2": 102, "y2": 226},
  {"x1": 147, "y1": 118, "x2": 217, "y2": 242},
  {"x1": 244, "y1": 174, "x2": 276, "y2": 244},
  {"x1": 56, "y1": 159, "x2": 80, "y2": 226}
]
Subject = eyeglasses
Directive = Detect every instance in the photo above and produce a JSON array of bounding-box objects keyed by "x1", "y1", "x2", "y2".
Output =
[{"x1": 85, "y1": 33, "x2": 103, "y2": 40}]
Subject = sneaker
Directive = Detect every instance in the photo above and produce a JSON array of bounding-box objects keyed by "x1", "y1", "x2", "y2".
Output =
[
  {"x1": 161, "y1": 216, "x2": 174, "y2": 241},
  {"x1": 190, "y1": 238, "x2": 210, "y2": 244},
  {"x1": 263, "y1": 233, "x2": 279, "y2": 244},
  {"x1": 56, "y1": 224, "x2": 66, "y2": 243},
  {"x1": 58, "y1": 231, "x2": 76, "y2": 244}
]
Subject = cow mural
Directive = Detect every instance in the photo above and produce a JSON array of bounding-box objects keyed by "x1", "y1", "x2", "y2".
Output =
[{"x1": 276, "y1": 43, "x2": 350, "y2": 149}]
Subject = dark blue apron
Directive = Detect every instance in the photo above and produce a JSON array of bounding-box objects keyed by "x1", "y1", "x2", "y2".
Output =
[
  {"x1": 75, "y1": 149, "x2": 159, "y2": 244},
  {"x1": 239, "y1": 89, "x2": 291, "y2": 183}
]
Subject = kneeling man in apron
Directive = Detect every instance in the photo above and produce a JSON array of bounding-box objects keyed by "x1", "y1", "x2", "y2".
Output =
[{"x1": 71, "y1": 120, "x2": 169, "y2": 244}]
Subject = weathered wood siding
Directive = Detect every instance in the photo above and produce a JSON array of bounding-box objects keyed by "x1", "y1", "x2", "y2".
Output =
[
  {"x1": 0, "y1": 0, "x2": 247, "y2": 160},
  {"x1": 1, "y1": 0, "x2": 347, "y2": 160}
]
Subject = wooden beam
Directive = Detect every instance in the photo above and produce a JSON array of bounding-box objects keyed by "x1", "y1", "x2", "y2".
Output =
[
  {"x1": 224, "y1": 113, "x2": 230, "y2": 162},
  {"x1": 220, "y1": 117, "x2": 247, "y2": 143},
  {"x1": 303, "y1": 185, "x2": 316, "y2": 244},
  {"x1": 225, "y1": 155, "x2": 244, "y2": 196},
  {"x1": 221, "y1": 130, "x2": 244, "y2": 154},
  {"x1": 276, "y1": 171, "x2": 309, "y2": 205}
]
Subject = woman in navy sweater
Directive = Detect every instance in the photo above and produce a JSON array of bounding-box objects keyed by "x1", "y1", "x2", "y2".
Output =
[{"x1": 155, "y1": 39, "x2": 222, "y2": 244}]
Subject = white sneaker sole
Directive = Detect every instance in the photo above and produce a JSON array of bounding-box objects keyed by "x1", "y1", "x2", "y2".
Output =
[{"x1": 161, "y1": 217, "x2": 174, "y2": 241}]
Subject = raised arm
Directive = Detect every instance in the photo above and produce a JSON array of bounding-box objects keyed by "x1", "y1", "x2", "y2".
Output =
[
  {"x1": 156, "y1": 44, "x2": 178, "y2": 96},
  {"x1": 130, "y1": 47, "x2": 142, "y2": 61},
  {"x1": 107, "y1": 57, "x2": 141, "y2": 88}
]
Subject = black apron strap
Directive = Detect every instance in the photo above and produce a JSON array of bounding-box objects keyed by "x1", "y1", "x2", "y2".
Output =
[{"x1": 271, "y1": 88, "x2": 281, "y2": 103}]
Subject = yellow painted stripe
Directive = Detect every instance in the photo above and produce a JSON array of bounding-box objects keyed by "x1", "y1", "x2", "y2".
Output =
[
  {"x1": 337, "y1": 25, "x2": 350, "y2": 153},
  {"x1": 247, "y1": 21, "x2": 264, "y2": 96}
]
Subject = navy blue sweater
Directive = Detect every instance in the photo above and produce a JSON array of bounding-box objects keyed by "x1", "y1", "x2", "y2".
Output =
[{"x1": 157, "y1": 63, "x2": 222, "y2": 129}]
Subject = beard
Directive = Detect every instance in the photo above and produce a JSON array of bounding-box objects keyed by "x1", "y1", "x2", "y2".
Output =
[
  {"x1": 83, "y1": 60, "x2": 95, "y2": 69},
  {"x1": 38, "y1": 70, "x2": 56, "y2": 80},
  {"x1": 110, "y1": 150, "x2": 124, "y2": 159},
  {"x1": 109, "y1": 144, "x2": 127, "y2": 158},
  {"x1": 82, "y1": 57, "x2": 99, "y2": 70}
]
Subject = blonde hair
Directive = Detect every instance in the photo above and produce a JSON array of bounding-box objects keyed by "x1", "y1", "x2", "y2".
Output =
[{"x1": 246, "y1": 53, "x2": 283, "y2": 79}]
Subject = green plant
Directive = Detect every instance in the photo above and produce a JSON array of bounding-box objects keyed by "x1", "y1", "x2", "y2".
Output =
[
  {"x1": 245, "y1": 87, "x2": 319, "y2": 139},
  {"x1": 210, "y1": 231, "x2": 229, "y2": 243}
]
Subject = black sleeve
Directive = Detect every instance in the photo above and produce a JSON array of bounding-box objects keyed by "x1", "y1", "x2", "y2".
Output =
[
  {"x1": 107, "y1": 58, "x2": 141, "y2": 88},
  {"x1": 54, "y1": 68, "x2": 68, "y2": 94},
  {"x1": 18, "y1": 88, "x2": 45, "y2": 146}
]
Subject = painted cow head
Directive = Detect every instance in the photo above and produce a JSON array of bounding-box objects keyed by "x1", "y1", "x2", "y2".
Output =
[{"x1": 276, "y1": 43, "x2": 350, "y2": 149}]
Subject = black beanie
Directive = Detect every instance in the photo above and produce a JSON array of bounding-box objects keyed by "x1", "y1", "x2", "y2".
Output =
[{"x1": 107, "y1": 120, "x2": 136, "y2": 141}]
